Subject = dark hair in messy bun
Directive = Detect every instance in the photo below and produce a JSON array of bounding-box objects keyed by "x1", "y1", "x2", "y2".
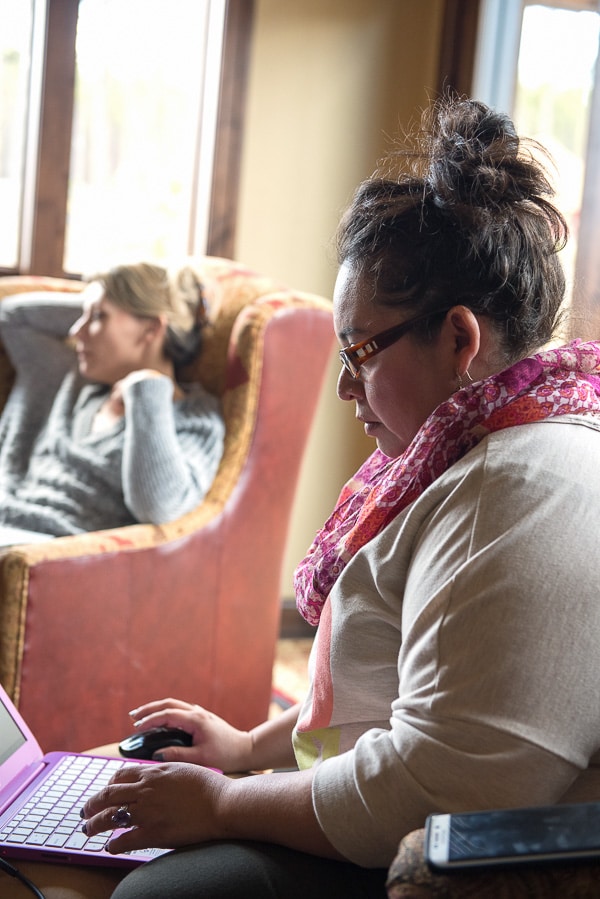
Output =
[{"x1": 336, "y1": 95, "x2": 568, "y2": 362}]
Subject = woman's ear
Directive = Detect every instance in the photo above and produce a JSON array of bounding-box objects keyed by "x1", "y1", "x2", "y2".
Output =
[
  {"x1": 446, "y1": 305, "x2": 481, "y2": 378},
  {"x1": 143, "y1": 315, "x2": 168, "y2": 343}
]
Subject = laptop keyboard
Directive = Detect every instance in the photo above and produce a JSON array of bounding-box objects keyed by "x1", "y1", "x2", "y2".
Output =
[{"x1": 0, "y1": 754, "x2": 127, "y2": 853}]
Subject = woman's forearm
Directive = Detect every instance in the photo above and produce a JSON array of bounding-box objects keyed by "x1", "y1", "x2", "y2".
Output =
[
  {"x1": 0, "y1": 293, "x2": 82, "y2": 374},
  {"x1": 121, "y1": 377, "x2": 224, "y2": 523},
  {"x1": 0, "y1": 292, "x2": 83, "y2": 337},
  {"x1": 219, "y1": 768, "x2": 344, "y2": 859},
  {"x1": 248, "y1": 702, "x2": 301, "y2": 771}
]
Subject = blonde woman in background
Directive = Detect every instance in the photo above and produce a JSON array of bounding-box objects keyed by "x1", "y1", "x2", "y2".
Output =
[{"x1": 0, "y1": 262, "x2": 224, "y2": 545}]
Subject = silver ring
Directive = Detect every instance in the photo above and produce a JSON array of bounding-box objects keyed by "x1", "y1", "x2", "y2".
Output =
[{"x1": 111, "y1": 804, "x2": 132, "y2": 828}]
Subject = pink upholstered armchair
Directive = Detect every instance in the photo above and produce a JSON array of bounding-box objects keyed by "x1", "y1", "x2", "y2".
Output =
[{"x1": 0, "y1": 257, "x2": 333, "y2": 753}]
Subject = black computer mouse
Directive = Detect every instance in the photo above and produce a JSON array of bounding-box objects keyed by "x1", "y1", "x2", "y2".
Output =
[{"x1": 119, "y1": 726, "x2": 193, "y2": 760}]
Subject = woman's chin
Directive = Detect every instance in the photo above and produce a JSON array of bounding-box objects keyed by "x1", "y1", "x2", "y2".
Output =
[
  {"x1": 374, "y1": 433, "x2": 406, "y2": 459},
  {"x1": 363, "y1": 421, "x2": 407, "y2": 458},
  {"x1": 78, "y1": 362, "x2": 103, "y2": 383}
]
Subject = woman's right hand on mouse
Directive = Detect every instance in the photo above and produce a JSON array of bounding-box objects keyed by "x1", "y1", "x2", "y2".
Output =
[{"x1": 128, "y1": 698, "x2": 253, "y2": 773}]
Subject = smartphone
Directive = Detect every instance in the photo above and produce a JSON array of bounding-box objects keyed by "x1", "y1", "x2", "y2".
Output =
[{"x1": 425, "y1": 801, "x2": 600, "y2": 871}]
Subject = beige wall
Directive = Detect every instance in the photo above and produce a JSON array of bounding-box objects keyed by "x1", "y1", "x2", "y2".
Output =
[{"x1": 235, "y1": 0, "x2": 444, "y2": 596}]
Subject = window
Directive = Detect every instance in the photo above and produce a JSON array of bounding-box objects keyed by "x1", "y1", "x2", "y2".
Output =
[
  {"x1": 0, "y1": 1, "x2": 34, "y2": 269},
  {"x1": 473, "y1": 0, "x2": 599, "y2": 309},
  {"x1": 0, "y1": 0, "x2": 251, "y2": 278},
  {"x1": 513, "y1": 3, "x2": 599, "y2": 302},
  {"x1": 66, "y1": 0, "x2": 223, "y2": 275}
]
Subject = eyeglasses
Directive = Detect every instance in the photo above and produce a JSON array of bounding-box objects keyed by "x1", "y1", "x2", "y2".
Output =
[{"x1": 339, "y1": 309, "x2": 449, "y2": 379}]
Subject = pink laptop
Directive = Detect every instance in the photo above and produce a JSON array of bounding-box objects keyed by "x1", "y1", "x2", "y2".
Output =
[{"x1": 0, "y1": 683, "x2": 168, "y2": 867}]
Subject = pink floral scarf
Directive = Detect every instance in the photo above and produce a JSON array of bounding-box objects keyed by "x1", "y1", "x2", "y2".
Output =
[{"x1": 295, "y1": 340, "x2": 600, "y2": 626}]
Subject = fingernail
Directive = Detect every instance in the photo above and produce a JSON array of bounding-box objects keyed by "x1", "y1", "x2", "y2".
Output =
[
  {"x1": 81, "y1": 823, "x2": 88, "y2": 835},
  {"x1": 152, "y1": 752, "x2": 164, "y2": 762},
  {"x1": 128, "y1": 708, "x2": 139, "y2": 717},
  {"x1": 79, "y1": 808, "x2": 86, "y2": 818}
]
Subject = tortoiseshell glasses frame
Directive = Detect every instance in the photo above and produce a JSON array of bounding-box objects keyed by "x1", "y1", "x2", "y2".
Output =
[{"x1": 339, "y1": 309, "x2": 450, "y2": 379}]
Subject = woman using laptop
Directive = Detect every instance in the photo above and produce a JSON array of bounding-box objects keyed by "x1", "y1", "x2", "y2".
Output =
[{"x1": 18, "y1": 95, "x2": 600, "y2": 899}]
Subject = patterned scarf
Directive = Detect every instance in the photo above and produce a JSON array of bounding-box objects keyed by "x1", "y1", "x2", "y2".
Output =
[{"x1": 295, "y1": 340, "x2": 600, "y2": 626}]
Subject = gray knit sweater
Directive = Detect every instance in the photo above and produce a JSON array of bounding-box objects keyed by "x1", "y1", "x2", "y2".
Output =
[{"x1": 0, "y1": 292, "x2": 225, "y2": 539}]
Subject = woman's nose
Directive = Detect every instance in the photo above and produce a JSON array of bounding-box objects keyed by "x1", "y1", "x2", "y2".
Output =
[{"x1": 337, "y1": 365, "x2": 363, "y2": 401}]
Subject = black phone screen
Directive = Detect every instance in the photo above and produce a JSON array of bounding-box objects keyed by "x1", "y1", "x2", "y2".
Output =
[{"x1": 448, "y1": 802, "x2": 600, "y2": 862}]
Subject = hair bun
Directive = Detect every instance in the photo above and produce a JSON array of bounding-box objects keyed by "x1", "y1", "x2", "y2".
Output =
[
  {"x1": 422, "y1": 96, "x2": 553, "y2": 213},
  {"x1": 169, "y1": 263, "x2": 208, "y2": 327}
]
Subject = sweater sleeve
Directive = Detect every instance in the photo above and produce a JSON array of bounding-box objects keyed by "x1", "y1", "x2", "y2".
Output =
[
  {"x1": 0, "y1": 291, "x2": 83, "y2": 377},
  {"x1": 120, "y1": 375, "x2": 225, "y2": 523},
  {"x1": 0, "y1": 293, "x2": 83, "y2": 482},
  {"x1": 310, "y1": 419, "x2": 600, "y2": 868}
]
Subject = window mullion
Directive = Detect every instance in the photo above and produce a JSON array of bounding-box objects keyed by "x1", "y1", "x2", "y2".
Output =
[
  {"x1": 23, "y1": 0, "x2": 78, "y2": 277},
  {"x1": 206, "y1": 0, "x2": 254, "y2": 260}
]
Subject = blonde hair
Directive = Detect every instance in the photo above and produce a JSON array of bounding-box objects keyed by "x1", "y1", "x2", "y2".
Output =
[{"x1": 89, "y1": 262, "x2": 207, "y2": 367}]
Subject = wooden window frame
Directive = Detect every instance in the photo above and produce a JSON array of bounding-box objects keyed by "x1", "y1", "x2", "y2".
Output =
[
  {"x1": 572, "y1": 25, "x2": 600, "y2": 340},
  {"x1": 5, "y1": 0, "x2": 253, "y2": 278},
  {"x1": 436, "y1": 0, "x2": 481, "y2": 98}
]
